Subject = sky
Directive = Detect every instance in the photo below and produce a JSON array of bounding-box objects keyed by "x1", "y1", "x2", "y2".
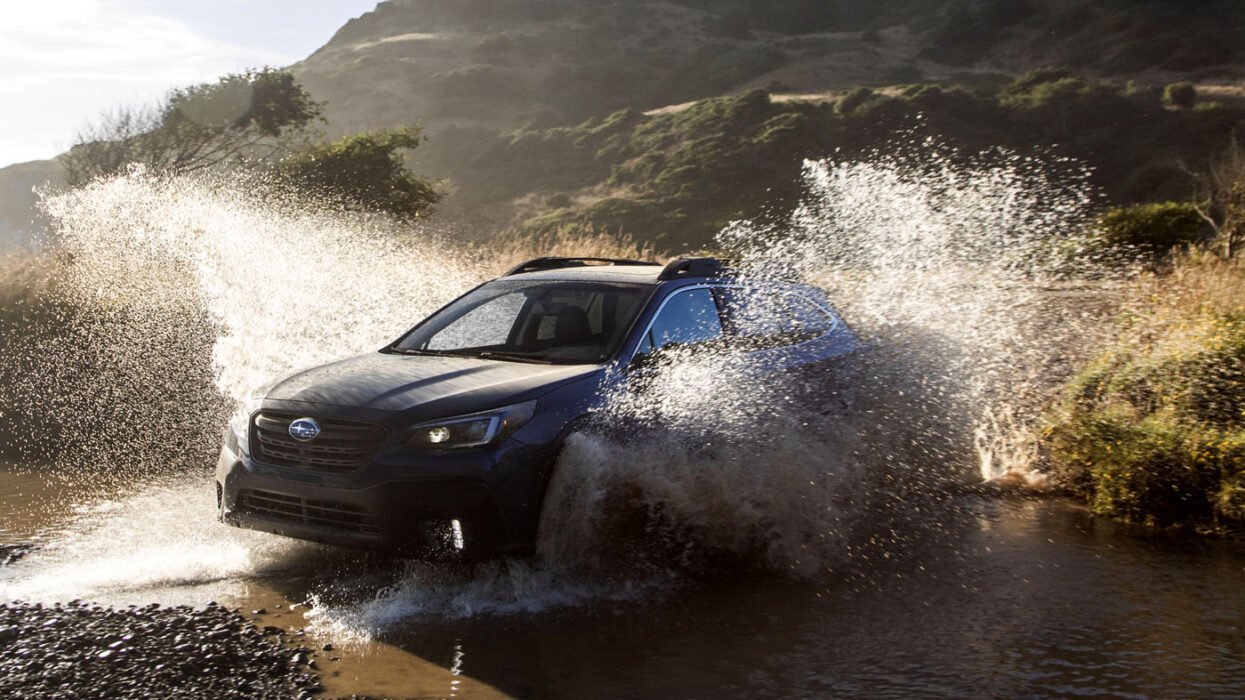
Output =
[{"x1": 0, "y1": 0, "x2": 381, "y2": 169}]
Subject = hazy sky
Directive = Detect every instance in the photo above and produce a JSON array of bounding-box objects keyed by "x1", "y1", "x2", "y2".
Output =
[{"x1": 0, "y1": 1, "x2": 380, "y2": 169}]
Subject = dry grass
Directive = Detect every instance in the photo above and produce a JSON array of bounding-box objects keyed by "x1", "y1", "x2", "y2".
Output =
[
  {"x1": 0, "y1": 251, "x2": 58, "y2": 311},
  {"x1": 1119, "y1": 251, "x2": 1245, "y2": 347},
  {"x1": 1042, "y1": 250, "x2": 1245, "y2": 528},
  {"x1": 471, "y1": 226, "x2": 670, "y2": 276}
]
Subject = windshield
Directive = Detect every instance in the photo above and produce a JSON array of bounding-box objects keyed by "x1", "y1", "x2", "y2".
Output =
[{"x1": 390, "y1": 280, "x2": 652, "y2": 364}]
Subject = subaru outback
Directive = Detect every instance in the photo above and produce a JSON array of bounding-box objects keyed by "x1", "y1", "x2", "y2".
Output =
[{"x1": 216, "y1": 256, "x2": 858, "y2": 557}]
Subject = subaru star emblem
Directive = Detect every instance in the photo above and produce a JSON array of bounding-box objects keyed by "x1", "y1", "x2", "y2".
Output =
[{"x1": 288, "y1": 417, "x2": 321, "y2": 441}]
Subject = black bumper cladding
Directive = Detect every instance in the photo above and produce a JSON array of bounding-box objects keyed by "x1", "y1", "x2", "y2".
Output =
[{"x1": 237, "y1": 489, "x2": 381, "y2": 537}]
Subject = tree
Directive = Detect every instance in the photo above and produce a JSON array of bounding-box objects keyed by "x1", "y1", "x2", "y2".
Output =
[
  {"x1": 1193, "y1": 137, "x2": 1245, "y2": 258},
  {"x1": 62, "y1": 68, "x2": 322, "y2": 186},
  {"x1": 276, "y1": 126, "x2": 440, "y2": 219}
]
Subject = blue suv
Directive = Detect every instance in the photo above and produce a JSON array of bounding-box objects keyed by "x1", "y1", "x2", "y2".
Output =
[{"x1": 216, "y1": 257, "x2": 858, "y2": 557}]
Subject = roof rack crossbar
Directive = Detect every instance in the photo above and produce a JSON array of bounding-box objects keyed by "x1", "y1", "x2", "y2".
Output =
[
  {"x1": 504, "y1": 257, "x2": 661, "y2": 276},
  {"x1": 657, "y1": 257, "x2": 723, "y2": 281}
]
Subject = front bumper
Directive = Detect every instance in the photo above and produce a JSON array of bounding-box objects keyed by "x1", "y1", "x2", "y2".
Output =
[{"x1": 215, "y1": 439, "x2": 549, "y2": 555}]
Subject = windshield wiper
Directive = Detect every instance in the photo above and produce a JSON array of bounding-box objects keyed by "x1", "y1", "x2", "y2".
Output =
[
  {"x1": 388, "y1": 347, "x2": 554, "y2": 364},
  {"x1": 386, "y1": 347, "x2": 462, "y2": 357},
  {"x1": 475, "y1": 351, "x2": 554, "y2": 364}
]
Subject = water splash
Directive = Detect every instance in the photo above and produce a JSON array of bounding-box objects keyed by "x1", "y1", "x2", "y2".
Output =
[
  {"x1": 45, "y1": 167, "x2": 478, "y2": 403},
  {"x1": 1, "y1": 168, "x2": 478, "y2": 474},
  {"x1": 533, "y1": 142, "x2": 1115, "y2": 577},
  {"x1": 0, "y1": 480, "x2": 311, "y2": 606}
]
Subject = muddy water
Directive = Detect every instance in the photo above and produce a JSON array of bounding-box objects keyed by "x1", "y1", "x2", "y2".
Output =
[{"x1": 2, "y1": 462, "x2": 1242, "y2": 699}]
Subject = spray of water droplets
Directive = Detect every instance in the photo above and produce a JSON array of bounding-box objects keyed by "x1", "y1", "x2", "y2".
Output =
[
  {"x1": 533, "y1": 142, "x2": 1116, "y2": 577},
  {"x1": 0, "y1": 168, "x2": 479, "y2": 476}
]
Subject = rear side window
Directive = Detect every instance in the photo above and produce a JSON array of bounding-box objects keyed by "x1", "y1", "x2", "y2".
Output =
[
  {"x1": 716, "y1": 287, "x2": 790, "y2": 338},
  {"x1": 642, "y1": 288, "x2": 723, "y2": 353},
  {"x1": 785, "y1": 295, "x2": 833, "y2": 334},
  {"x1": 715, "y1": 286, "x2": 832, "y2": 349}
]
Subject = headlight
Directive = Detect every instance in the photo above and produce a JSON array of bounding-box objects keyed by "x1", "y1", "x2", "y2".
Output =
[
  {"x1": 224, "y1": 390, "x2": 267, "y2": 454},
  {"x1": 405, "y1": 400, "x2": 537, "y2": 450}
]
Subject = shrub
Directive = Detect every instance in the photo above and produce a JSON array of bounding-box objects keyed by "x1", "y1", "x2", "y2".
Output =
[
  {"x1": 834, "y1": 87, "x2": 876, "y2": 116},
  {"x1": 1163, "y1": 81, "x2": 1197, "y2": 109},
  {"x1": 277, "y1": 126, "x2": 439, "y2": 219},
  {"x1": 1096, "y1": 202, "x2": 1207, "y2": 253}
]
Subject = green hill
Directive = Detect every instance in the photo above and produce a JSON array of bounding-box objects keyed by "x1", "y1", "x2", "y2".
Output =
[{"x1": 288, "y1": 0, "x2": 1245, "y2": 244}]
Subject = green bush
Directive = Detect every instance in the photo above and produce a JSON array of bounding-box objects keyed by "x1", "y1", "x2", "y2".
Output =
[
  {"x1": 277, "y1": 126, "x2": 440, "y2": 219},
  {"x1": 1163, "y1": 82, "x2": 1197, "y2": 109},
  {"x1": 1097, "y1": 202, "x2": 1207, "y2": 252}
]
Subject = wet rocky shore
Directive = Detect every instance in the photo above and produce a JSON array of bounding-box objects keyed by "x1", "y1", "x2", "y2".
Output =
[
  {"x1": 0, "y1": 600, "x2": 325, "y2": 698},
  {"x1": 0, "y1": 543, "x2": 33, "y2": 566}
]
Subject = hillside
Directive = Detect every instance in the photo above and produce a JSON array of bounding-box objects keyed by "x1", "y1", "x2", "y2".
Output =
[
  {"x1": 289, "y1": 0, "x2": 1245, "y2": 242},
  {"x1": 0, "y1": 160, "x2": 61, "y2": 252},
  {"x1": 296, "y1": 0, "x2": 1245, "y2": 137},
  {"x1": 1, "y1": 0, "x2": 1243, "y2": 247}
]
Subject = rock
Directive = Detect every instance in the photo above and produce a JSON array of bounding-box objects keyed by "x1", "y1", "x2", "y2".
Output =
[
  {"x1": 0, "y1": 601, "x2": 322, "y2": 699},
  {"x1": 0, "y1": 543, "x2": 35, "y2": 566}
]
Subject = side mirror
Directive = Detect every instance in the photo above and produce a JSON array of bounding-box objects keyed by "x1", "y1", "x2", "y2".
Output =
[{"x1": 628, "y1": 348, "x2": 663, "y2": 372}]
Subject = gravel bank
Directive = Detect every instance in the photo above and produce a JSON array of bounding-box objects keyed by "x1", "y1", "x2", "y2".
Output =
[{"x1": 0, "y1": 600, "x2": 323, "y2": 699}]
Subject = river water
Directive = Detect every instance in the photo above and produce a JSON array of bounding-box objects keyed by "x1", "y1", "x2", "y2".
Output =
[
  {"x1": 2, "y1": 462, "x2": 1242, "y2": 698},
  {"x1": 1, "y1": 151, "x2": 1242, "y2": 697}
]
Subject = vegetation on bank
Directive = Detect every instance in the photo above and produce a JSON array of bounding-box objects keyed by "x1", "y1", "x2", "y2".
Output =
[
  {"x1": 1038, "y1": 134, "x2": 1245, "y2": 532},
  {"x1": 1042, "y1": 253, "x2": 1245, "y2": 530}
]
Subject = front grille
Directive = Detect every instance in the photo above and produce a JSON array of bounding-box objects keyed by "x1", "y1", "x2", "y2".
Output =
[
  {"x1": 238, "y1": 489, "x2": 381, "y2": 536},
  {"x1": 250, "y1": 411, "x2": 387, "y2": 474}
]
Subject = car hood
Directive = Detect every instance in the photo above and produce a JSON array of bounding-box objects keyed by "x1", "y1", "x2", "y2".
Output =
[{"x1": 264, "y1": 352, "x2": 600, "y2": 415}]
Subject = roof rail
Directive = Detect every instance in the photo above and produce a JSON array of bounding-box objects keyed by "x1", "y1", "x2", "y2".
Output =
[
  {"x1": 657, "y1": 257, "x2": 723, "y2": 281},
  {"x1": 504, "y1": 257, "x2": 660, "y2": 276}
]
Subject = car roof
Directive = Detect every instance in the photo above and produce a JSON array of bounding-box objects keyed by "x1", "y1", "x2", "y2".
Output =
[
  {"x1": 503, "y1": 264, "x2": 665, "y2": 284},
  {"x1": 496, "y1": 256, "x2": 809, "y2": 290}
]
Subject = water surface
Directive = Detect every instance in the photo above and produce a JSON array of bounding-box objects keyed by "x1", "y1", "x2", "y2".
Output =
[{"x1": 2, "y1": 465, "x2": 1240, "y2": 699}]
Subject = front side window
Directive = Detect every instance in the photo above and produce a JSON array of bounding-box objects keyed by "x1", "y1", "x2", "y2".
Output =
[
  {"x1": 639, "y1": 288, "x2": 723, "y2": 354},
  {"x1": 393, "y1": 280, "x2": 650, "y2": 364}
]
